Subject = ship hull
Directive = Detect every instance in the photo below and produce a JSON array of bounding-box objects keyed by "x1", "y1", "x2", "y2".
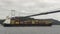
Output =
[{"x1": 2, "y1": 23, "x2": 52, "y2": 27}]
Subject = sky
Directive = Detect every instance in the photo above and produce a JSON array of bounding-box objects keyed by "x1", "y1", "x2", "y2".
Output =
[{"x1": 0, "y1": 0, "x2": 60, "y2": 21}]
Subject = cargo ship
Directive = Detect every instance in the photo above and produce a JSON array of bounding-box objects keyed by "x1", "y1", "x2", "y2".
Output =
[{"x1": 2, "y1": 10, "x2": 60, "y2": 26}]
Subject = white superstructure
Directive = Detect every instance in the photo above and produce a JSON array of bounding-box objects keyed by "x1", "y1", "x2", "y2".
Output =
[{"x1": 3, "y1": 16, "x2": 10, "y2": 24}]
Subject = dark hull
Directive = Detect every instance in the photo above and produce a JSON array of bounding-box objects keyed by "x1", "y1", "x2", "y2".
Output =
[{"x1": 3, "y1": 23, "x2": 52, "y2": 27}]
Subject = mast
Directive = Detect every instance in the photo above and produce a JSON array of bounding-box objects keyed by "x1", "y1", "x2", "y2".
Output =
[{"x1": 11, "y1": 10, "x2": 15, "y2": 17}]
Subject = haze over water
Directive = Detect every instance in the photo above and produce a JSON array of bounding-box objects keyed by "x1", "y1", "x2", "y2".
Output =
[{"x1": 0, "y1": 0, "x2": 60, "y2": 34}]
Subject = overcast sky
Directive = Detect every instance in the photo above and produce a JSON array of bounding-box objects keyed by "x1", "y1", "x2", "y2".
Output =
[{"x1": 0, "y1": 0, "x2": 60, "y2": 21}]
